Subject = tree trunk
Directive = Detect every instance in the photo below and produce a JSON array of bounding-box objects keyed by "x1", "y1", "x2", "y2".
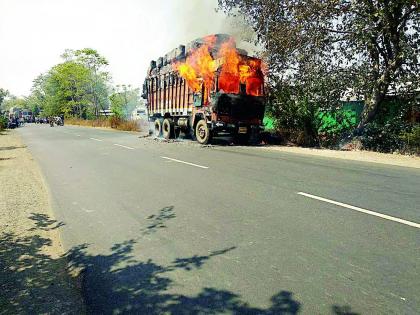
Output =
[
  {"x1": 355, "y1": 65, "x2": 396, "y2": 135},
  {"x1": 355, "y1": 37, "x2": 403, "y2": 133},
  {"x1": 356, "y1": 89, "x2": 385, "y2": 134}
]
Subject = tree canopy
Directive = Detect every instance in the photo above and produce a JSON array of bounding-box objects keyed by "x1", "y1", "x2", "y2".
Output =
[
  {"x1": 0, "y1": 88, "x2": 9, "y2": 110},
  {"x1": 25, "y1": 49, "x2": 111, "y2": 118},
  {"x1": 110, "y1": 85, "x2": 142, "y2": 120},
  {"x1": 219, "y1": 0, "x2": 420, "y2": 140}
]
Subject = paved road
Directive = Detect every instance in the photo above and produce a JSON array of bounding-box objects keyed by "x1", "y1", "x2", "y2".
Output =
[{"x1": 18, "y1": 124, "x2": 420, "y2": 314}]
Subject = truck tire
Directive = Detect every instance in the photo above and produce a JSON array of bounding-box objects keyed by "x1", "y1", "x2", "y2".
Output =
[
  {"x1": 162, "y1": 118, "x2": 174, "y2": 139},
  {"x1": 154, "y1": 119, "x2": 162, "y2": 137},
  {"x1": 195, "y1": 120, "x2": 212, "y2": 144}
]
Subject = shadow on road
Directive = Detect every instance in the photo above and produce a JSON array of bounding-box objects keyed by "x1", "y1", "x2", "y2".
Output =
[
  {"x1": 141, "y1": 205, "x2": 176, "y2": 235},
  {"x1": 67, "y1": 239, "x2": 299, "y2": 314},
  {"x1": 332, "y1": 305, "x2": 360, "y2": 315},
  {"x1": 28, "y1": 213, "x2": 66, "y2": 231},
  {"x1": 1, "y1": 206, "x2": 361, "y2": 314}
]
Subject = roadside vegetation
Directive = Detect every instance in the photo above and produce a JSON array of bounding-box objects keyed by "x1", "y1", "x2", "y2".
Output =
[
  {"x1": 1, "y1": 1, "x2": 419, "y2": 153},
  {"x1": 66, "y1": 116, "x2": 140, "y2": 132},
  {"x1": 0, "y1": 116, "x2": 7, "y2": 130},
  {"x1": 0, "y1": 49, "x2": 144, "y2": 132},
  {"x1": 219, "y1": 0, "x2": 419, "y2": 154}
]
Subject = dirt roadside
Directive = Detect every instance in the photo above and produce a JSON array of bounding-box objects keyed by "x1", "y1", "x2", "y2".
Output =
[
  {"x1": 254, "y1": 145, "x2": 420, "y2": 169},
  {"x1": 0, "y1": 130, "x2": 84, "y2": 314}
]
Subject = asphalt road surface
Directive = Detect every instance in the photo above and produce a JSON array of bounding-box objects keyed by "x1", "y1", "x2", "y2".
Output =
[{"x1": 18, "y1": 124, "x2": 420, "y2": 314}]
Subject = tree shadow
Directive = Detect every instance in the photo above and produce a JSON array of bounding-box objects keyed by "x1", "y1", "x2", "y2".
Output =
[
  {"x1": 1, "y1": 207, "x2": 306, "y2": 314},
  {"x1": 141, "y1": 205, "x2": 176, "y2": 235},
  {"x1": 332, "y1": 305, "x2": 360, "y2": 315},
  {"x1": 66, "y1": 240, "x2": 300, "y2": 315},
  {"x1": 171, "y1": 246, "x2": 236, "y2": 271},
  {"x1": 0, "y1": 157, "x2": 15, "y2": 161},
  {"x1": 28, "y1": 213, "x2": 66, "y2": 231},
  {"x1": 0, "y1": 145, "x2": 26, "y2": 151},
  {"x1": 0, "y1": 227, "x2": 83, "y2": 313}
]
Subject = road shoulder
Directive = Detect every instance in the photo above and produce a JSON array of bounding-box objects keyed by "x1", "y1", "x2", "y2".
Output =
[
  {"x1": 256, "y1": 145, "x2": 420, "y2": 169},
  {"x1": 0, "y1": 130, "x2": 85, "y2": 314}
]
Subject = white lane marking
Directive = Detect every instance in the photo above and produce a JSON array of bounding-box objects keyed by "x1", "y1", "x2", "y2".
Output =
[
  {"x1": 89, "y1": 137, "x2": 103, "y2": 142},
  {"x1": 113, "y1": 143, "x2": 134, "y2": 150},
  {"x1": 160, "y1": 156, "x2": 209, "y2": 169},
  {"x1": 76, "y1": 134, "x2": 81, "y2": 137},
  {"x1": 297, "y1": 192, "x2": 420, "y2": 229}
]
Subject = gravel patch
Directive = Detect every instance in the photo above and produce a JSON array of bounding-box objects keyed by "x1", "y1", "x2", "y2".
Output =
[{"x1": 0, "y1": 130, "x2": 84, "y2": 314}]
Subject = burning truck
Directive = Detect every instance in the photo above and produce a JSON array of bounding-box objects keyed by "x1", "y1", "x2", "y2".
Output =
[{"x1": 142, "y1": 34, "x2": 265, "y2": 144}]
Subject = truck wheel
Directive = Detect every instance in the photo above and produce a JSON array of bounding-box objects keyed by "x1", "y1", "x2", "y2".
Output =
[
  {"x1": 195, "y1": 120, "x2": 212, "y2": 144},
  {"x1": 154, "y1": 119, "x2": 162, "y2": 137},
  {"x1": 162, "y1": 118, "x2": 174, "y2": 139}
]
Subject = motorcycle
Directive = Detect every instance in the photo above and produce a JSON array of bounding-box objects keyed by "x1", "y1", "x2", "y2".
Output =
[{"x1": 55, "y1": 117, "x2": 63, "y2": 126}]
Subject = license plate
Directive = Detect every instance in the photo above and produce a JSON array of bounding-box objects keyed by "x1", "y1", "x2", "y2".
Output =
[{"x1": 238, "y1": 127, "x2": 247, "y2": 134}]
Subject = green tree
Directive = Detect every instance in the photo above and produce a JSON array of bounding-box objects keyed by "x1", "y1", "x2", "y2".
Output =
[
  {"x1": 28, "y1": 48, "x2": 111, "y2": 118},
  {"x1": 49, "y1": 61, "x2": 92, "y2": 117},
  {"x1": 0, "y1": 88, "x2": 9, "y2": 111},
  {"x1": 110, "y1": 85, "x2": 141, "y2": 119},
  {"x1": 74, "y1": 48, "x2": 110, "y2": 117},
  {"x1": 1, "y1": 95, "x2": 27, "y2": 111},
  {"x1": 29, "y1": 73, "x2": 51, "y2": 116},
  {"x1": 219, "y1": 0, "x2": 420, "y2": 135}
]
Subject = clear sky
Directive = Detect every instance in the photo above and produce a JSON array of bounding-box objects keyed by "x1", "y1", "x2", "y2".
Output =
[{"x1": 0, "y1": 0, "x2": 251, "y2": 96}]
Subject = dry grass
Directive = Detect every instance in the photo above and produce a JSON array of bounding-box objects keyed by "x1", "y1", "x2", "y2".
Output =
[{"x1": 66, "y1": 117, "x2": 140, "y2": 132}]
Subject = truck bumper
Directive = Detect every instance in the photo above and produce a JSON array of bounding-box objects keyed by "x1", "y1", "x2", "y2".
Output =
[{"x1": 211, "y1": 121, "x2": 263, "y2": 136}]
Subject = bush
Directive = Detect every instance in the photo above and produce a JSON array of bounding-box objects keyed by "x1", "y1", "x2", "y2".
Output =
[
  {"x1": 267, "y1": 83, "x2": 321, "y2": 147},
  {"x1": 400, "y1": 125, "x2": 420, "y2": 155},
  {"x1": 0, "y1": 116, "x2": 8, "y2": 130},
  {"x1": 361, "y1": 119, "x2": 411, "y2": 153},
  {"x1": 360, "y1": 97, "x2": 418, "y2": 153},
  {"x1": 317, "y1": 109, "x2": 357, "y2": 148}
]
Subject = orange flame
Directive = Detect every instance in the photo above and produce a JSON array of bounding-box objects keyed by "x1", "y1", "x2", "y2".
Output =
[
  {"x1": 218, "y1": 39, "x2": 240, "y2": 94},
  {"x1": 173, "y1": 38, "x2": 216, "y2": 98},
  {"x1": 173, "y1": 36, "x2": 264, "y2": 100}
]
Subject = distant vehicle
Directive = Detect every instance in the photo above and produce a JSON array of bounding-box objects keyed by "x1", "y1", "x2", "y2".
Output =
[
  {"x1": 55, "y1": 116, "x2": 63, "y2": 126},
  {"x1": 99, "y1": 109, "x2": 114, "y2": 117},
  {"x1": 7, "y1": 117, "x2": 18, "y2": 129},
  {"x1": 9, "y1": 107, "x2": 21, "y2": 120},
  {"x1": 142, "y1": 34, "x2": 266, "y2": 144},
  {"x1": 131, "y1": 106, "x2": 147, "y2": 120},
  {"x1": 21, "y1": 109, "x2": 33, "y2": 121}
]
